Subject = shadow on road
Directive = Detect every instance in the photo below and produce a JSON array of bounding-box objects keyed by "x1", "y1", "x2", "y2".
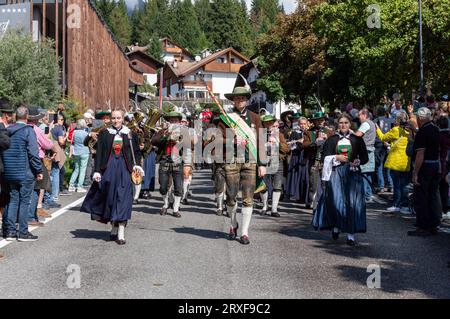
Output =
[
  {"x1": 171, "y1": 227, "x2": 228, "y2": 240},
  {"x1": 276, "y1": 208, "x2": 450, "y2": 298},
  {"x1": 70, "y1": 229, "x2": 110, "y2": 241}
]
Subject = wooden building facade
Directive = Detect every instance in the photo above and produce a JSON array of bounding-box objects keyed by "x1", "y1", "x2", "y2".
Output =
[{"x1": 0, "y1": 0, "x2": 144, "y2": 110}]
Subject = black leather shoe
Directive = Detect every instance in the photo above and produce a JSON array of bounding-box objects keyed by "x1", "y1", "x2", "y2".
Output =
[
  {"x1": 216, "y1": 209, "x2": 223, "y2": 216},
  {"x1": 346, "y1": 239, "x2": 356, "y2": 246},
  {"x1": 173, "y1": 211, "x2": 181, "y2": 218},
  {"x1": 305, "y1": 204, "x2": 312, "y2": 209},
  {"x1": 133, "y1": 199, "x2": 139, "y2": 205},
  {"x1": 228, "y1": 223, "x2": 238, "y2": 240},
  {"x1": 182, "y1": 198, "x2": 188, "y2": 205},
  {"x1": 271, "y1": 212, "x2": 281, "y2": 217},
  {"x1": 116, "y1": 239, "x2": 126, "y2": 245},
  {"x1": 332, "y1": 231, "x2": 340, "y2": 240},
  {"x1": 239, "y1": 235, "x2": 250, "y2": 245},
  {"x1": 110, "y1": 234, "x2": 118, "y2": 241},
  {"x1": 260, "y1": 209, "x2": 268, "y2": 215},
  {"x1": 160, "y1": 208, "x2": 167, "y2": 216}
]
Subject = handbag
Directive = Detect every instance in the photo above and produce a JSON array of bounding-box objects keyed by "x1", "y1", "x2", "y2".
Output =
[{"x1": 128, "y1": 132, "x2": 142, "y2": 185}]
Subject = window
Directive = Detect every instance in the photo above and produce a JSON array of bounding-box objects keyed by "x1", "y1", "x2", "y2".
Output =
[
  {"x1": 188, "y1": 91, "x2": 195, "y2": 99},
  {"x1": 216, "y1": 58, "x2": 225, "y2": 64},
  {"x1": 194, "y1": 74, "x2": 212, "y2": 81},
  {"x1": 197, "y1": 91, "x2": 206, "y2": 99},
  {"x1": 231, "y1": 58, "x2": 235, "y2": 63}
]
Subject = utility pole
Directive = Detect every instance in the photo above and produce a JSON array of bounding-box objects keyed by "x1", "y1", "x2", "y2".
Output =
[{"x1": 419, "y1": 0, "x2": 424, "y2": 96}]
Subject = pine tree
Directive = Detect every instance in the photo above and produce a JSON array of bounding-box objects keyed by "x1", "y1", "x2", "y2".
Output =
[
  {"x1": 171, "y1": 0, "x2": 205, "y2": 53},
  {"x1": 250, "y1": 0, "x2": 282, "y2": 35},
  {"x1": 195, "y1": 0, "x2": 212, "y2": 34},
  {"x1": 93, "y1": 0, "x2": 116, "y2": 26},
  {"x1": 109, "y1": 0, "x2": 132, "y2": 48},
  {"x1": 130, "y1": 5, "x2": 143, "y2": 45},
  {"x1": 206, "y1": 0, "x2": 254, "y2": 55}
]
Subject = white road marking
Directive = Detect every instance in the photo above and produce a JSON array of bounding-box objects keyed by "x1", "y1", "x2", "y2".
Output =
[{"x1": 0, "y1": 196, "x2": 86, "y2": 249}]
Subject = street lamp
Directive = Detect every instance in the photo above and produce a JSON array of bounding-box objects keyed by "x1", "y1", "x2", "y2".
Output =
[{"x1": 419, "y1": 0, "x2": 424, "y2": 96}]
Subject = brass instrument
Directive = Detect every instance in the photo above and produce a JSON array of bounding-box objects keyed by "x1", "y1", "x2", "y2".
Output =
[
  {"x1": 141, "y1": 108, "x2": 162, "y2": 155},
  {"x1": 86, "y1": 122, "x2": 111, "y2": 155}
]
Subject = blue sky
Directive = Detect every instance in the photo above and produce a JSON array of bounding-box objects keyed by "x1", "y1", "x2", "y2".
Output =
[{"x1": 125, "y1": 0, "x2": 297, "y2": 14}]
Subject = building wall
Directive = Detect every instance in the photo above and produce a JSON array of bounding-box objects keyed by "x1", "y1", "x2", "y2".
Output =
[
  {"x1": 67, "y1": 0, "x2": 143, "y2": 110},
  {"x1": 211, "y1": 72, "x2": 238, "y2": 99},
  {"x1": 145, "y1": 73, "x2": 157, "y2": 86}
]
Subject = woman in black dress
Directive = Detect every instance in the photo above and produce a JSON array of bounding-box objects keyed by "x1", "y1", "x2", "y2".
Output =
[
  {"x1": 81, "y1": 110, "x2": 143, "y2": 245},
  {"x1": 312, "y1": 114, "x2": 368, "y2": 246}
]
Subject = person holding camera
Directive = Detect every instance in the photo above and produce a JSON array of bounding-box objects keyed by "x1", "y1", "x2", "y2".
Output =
[{"x1": 376, "y1": 112, "x2": 412, "y2": 213}]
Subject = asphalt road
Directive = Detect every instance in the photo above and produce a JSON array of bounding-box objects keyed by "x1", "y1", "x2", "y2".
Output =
[{"x1": 0, "y1": 169, "x2": 449, "y2": 299}]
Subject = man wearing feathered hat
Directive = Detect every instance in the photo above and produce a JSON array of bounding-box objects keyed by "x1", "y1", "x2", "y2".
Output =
[{"x1": 217, "y1": 86, "x2": 267, "y2": 245}]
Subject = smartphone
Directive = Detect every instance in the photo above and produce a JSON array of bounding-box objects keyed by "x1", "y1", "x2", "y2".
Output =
[
  {"x1": 53, "y1": 113, "x2": 58, "y2": 123},
  {"x1": 44, "y1": 126, "x2": 50, "y2": 134}
]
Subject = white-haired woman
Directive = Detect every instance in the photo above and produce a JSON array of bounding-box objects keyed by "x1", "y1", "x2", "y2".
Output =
[
  {"x1": 69, "y1": 119, "x2": 90, "y2": 193},
  {"x1": 81, "y1": 110, "x2": 143, "y2": 245}
]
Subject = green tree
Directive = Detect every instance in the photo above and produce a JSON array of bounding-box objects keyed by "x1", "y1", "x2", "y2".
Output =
[
  {"x1": 109, "y1": 0, "x2": 132, "y2": 48},
  {"x1": 206, "y1": 0, "x2": 254, "y2": 55},
  {"x1": 170, "y1": 0, "x2": 205, "y2": 53},
  {"x1": 257, "y1": 0, "x2": 326, "y2": 105},
  {"x1": 147, "y1": 33, "x2": 163, "y2": 60},
  {"x1": 0, "y1": 32, "x2": 60, "y2": 108},
  {"x1": 195, "y1": 0, "x2": 212, "y2": 34},
  {"x1": 130, "y1": 5, "x2": 143, "y2": 45},
  {"x1": 257, "y1": 0, "x2": 450, "y2": 108},
  {"x1": 136, "y1": 0, "x2": 175, "y2": 45},
  {"x1": 93, "y1": 0, "x2": 116, "y2": 26},
  {"x1": 250, "y1": 0, "x2": 282, "y2": 35}
]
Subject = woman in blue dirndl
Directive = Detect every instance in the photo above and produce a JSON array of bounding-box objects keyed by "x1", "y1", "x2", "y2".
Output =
[
  {"x1": 312, "y1": 114, "x2": 369, "y2": 246},
  {"x1": 81, "y1": 110, "x2": 143, "y2": 245},
  {"x1": 286, "y1": 116, "x2": 310, "y2": 203}
]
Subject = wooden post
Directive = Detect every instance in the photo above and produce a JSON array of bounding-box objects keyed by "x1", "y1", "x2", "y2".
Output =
[
  {"x1": 29, "y1": 0, "x2": 33, "y2": 34},
  {"x1": 55, "y1": 0, "x2": 59, "y2": 58},
  {"x1": 62, "y1": 0, "x2": 66, "y2": 95},
  {"x1": 42, "y1": 0, "x2": 46, "y2": 39}
]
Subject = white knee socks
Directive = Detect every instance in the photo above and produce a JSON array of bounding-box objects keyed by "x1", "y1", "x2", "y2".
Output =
[
  {"x1": 173, "y1": 196, "x2": 181, "y2": 213},
  {"x1": 272, "y1": 191, "x2": 281, "y2": 213},
  {"x1": 134, "y1": 184, "x2": 142, "y2": 201},
  {"x1": 183, "y1": 180, "x2": 189, "y2": 199},
  {"x1": 111, "y1": 224, "x2": 118, "y2": 236},
  {"x1": 216, "y1": 193, "x2": 224, "y2": 210},
  {"x1": 118, "y1": 223, "x2": 125, "y2": 241},
  {"x1": 261, "y1": 192, "x2": 269, "y2": 211},
  {"x1": 227, "y1": 203, "x2": 238, "y2": 228},
  {"x1": 241, "y1": 206, "x2": 253, "y2": 237},
  {"x1": 163, "y1": 193, "x2": 169, "y2": 208}
]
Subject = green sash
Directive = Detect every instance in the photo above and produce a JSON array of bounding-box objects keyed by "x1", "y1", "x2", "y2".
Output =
[
  {"x1": 220, "y1": 112, "x2": 266, "y2": 193},
  {"x1": 220, "y1": 113, "x2": 257, "y2": 160}
]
